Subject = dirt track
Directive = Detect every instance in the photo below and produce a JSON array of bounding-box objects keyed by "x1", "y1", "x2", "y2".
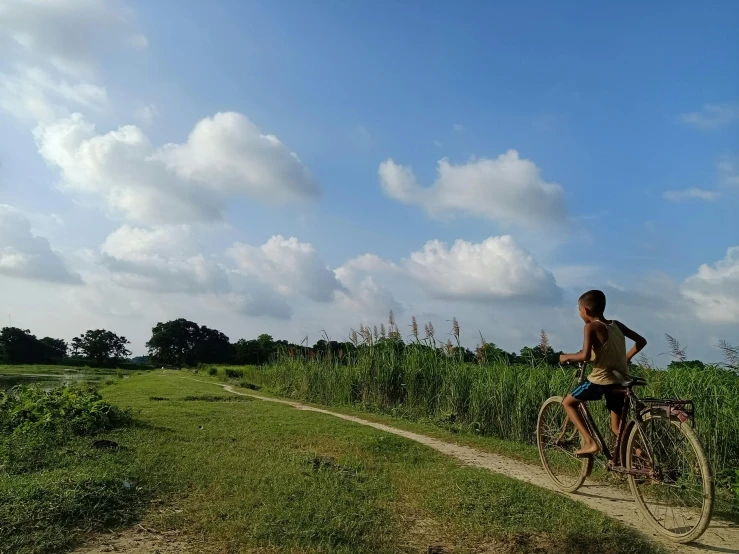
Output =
[
  {"x1": 77, "y1": 377, "x2": 739, "y2": 554},
  {"x1": 216, "y1": 381, "x2": 738, "y2": 554}
]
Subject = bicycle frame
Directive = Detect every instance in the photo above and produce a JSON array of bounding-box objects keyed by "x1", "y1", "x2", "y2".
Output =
[{"x1": 572, "y1": 364, "x2": 657, "y2": 478}]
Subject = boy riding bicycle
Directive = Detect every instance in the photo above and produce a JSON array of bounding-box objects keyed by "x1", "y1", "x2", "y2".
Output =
[{"x1": 559, "y1": 290, "x2": 647, "y2": 456}]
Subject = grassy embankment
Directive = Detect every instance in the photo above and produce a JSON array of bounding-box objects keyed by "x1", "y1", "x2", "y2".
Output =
[{"x1": 1, "y1": 371, "x2": 664, "y2": 554}]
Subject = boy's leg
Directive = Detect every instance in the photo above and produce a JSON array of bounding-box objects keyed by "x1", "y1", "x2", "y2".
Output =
[
  {"x1": 605, "y1": 389, "x2": 626, "y2": 436},
  {"x1": 562, "y1": 394, "x2": 599, "y2": 456}
]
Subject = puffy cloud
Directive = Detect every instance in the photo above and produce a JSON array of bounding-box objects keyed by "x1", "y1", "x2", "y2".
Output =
[
  {"x1": 157, "y1": 112, "x2": 319, "y2": 204},
  {"x1": 682, "y1": 247, "x2": 739, "y2": 324},
  {"x1": 228, "y1": 235, "x2": 344, "y2": 303},
  {"x1": 34, "y1": 111, "x2": 319, "y2": 224},
  {"x1": 379, "y1": 150, "x2": 566, "y2": 228},
  {"x1": 0, "y1": 0, "x2": 147, "y2": 78},
  {"x1": 405, "y1": 235, "x2": 562, "y2": 304},
  {"x1": 100, "y1": 225, "x2": 229, "y2": 294},
  {"x1": 97, "y1": 226, "x2": 294, "y2": 320},
  {"x1": 0, "y1": 65, "x2": 108, "y2": 121},
  {"x1": 334, "y1": 253, "x2": 398, "y2": 286},
  {"x1": 681, "y1": 102, "x2": 739, "y2": 130},
  {"x1": 0, "y1": 204, "x2": 81, "y2": 284},
  {"x1": 663, "y1": 188, "x2": 720, "y2": 202}
]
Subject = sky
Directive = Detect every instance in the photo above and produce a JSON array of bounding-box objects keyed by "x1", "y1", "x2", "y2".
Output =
[{"x1": 0, "y1": 0, "x2": 737, "y2": 361}]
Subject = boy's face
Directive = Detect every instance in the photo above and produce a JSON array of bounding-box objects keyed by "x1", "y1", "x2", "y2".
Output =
[{"x1": 578, "y1": 301, "x2": 590, "y2": 323}]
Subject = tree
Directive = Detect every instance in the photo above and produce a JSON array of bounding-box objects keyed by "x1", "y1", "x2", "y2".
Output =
[
  {"x1": 0, "y1": 327, "x2": 42, "y2": 363},
  {"x1": 39, "y1": 337, "x2": 68, "y2": 359},
  {"x1": 146, "y1": 319, "x2": 202, "y2": 367},
  {"x1": 74, "y1": 329, "x2": 131, "y2": 365},
  {"x1": 195, "y1": 325, "x2": 233, "y2": 364}
]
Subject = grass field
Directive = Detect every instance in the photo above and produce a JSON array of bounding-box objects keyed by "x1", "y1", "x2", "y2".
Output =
[
  {"x1": 217, "y1": 347, "x2": 739, "y2": 495},
  {"x1": 1, "y1": 372, "x2": 665, "y2": 554}
]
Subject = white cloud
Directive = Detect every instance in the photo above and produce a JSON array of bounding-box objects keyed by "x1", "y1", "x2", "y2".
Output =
[
  {"x1": 681, "y1": 102, "x2": 739, "y2": 130},
  {"x1": 663, "y1": 188, "x2": 720, "y2": 202},
  {"x1": 0, "y1": 0, "x2": 147, "y2": 78},
  {"x1": 682, "y1": 246, "x2": 739, "y2": 324},
  {"x1": 0, "y1": 204, "x2": 81, "y2": 284},
  {"x1": 378, "y1": 150, "x2": 567, "y2": 228},
  {"x1": 334, "y1": 253, "x2": 398, "y2": 286},
  {"x1": 228, "y1": 235, "x2": 344, "y2": 303},
  {"x1": 405, "y1": 235, "x2": 562, "y2": 304},
  {"x1": 0, "y1": 64, "x2": 107, "y2": 121},
  {"x1": 34, "y1": 111, "x2": 319, "y2": 224},
  {"x1": 134, "y1": 104, "x2": 159, "y2": 126},
  {"x1": 99, "y1": 224, "x2": 229, "y2": 294},
  {"x1": 158, "y1": 112, "x2": 319, "y2": 203}
]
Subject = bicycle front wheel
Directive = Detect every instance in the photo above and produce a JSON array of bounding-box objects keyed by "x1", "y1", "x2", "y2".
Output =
[
  {"x1": 537, "y1": 396, "x2": 592, "y2": 492},
  {"x1": 626, "y1": 410, "x2": 714, "y2": 543}
]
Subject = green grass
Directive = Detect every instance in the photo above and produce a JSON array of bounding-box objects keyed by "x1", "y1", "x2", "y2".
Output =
[
  {"x1": 217, "y1": 347, "x2": 739, "y2": 492},
  {"x1": 2, "y1": 373, "x2": 665, "y2": 553}
]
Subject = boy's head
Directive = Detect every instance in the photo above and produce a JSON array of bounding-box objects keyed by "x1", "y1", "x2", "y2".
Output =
[{"x1": 578, "y1": 289, "x2": 606, "y2": 322}]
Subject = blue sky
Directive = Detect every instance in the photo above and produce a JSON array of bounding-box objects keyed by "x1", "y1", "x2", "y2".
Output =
[{"x1": 0, "y1": 0, "x2": 737, "y2": 360}]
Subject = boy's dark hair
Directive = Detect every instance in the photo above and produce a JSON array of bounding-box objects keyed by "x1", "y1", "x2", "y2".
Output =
[{"x1": 579, "y1": 289, "x2": 606, "y2": 315}]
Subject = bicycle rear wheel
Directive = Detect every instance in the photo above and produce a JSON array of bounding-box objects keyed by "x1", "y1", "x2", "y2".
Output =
[
  {"x1": 537, "y1": 396, "x2": 592, "y2": 492},
  {"x1": 626, "y1": 411, "x2": 713, "y2": 543}
]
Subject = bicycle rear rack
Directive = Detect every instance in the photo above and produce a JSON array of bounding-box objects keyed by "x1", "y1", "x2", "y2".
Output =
[{"x1": 639, "y1": 397, "x2": 694, "y2": 423}]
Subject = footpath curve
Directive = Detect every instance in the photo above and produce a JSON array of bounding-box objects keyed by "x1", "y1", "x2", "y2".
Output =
[{"x1": 190, "y1": 377, "x2": 738, "y2": 554}]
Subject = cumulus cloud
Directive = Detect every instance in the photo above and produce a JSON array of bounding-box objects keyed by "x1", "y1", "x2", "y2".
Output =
[
  {"x1": 682, "y1": 246, "x2": 739, "y2": 324},
  {"x1": 333, "y1": 254, "x2": 402, "y2": 317},
  {"x1": 0, "y1": 204, "x2": 81, "y2": 284},
  {"x1": 405, "y1": 235, "x2": 562, "y2": 304},
  {"x1": 681, "y1": 102, "x2": 739, "y2": 130},
  {"x1": 34, "y1": 112, "x2": 319, "y2": 224},
  {"x1": 157, "y1": 112, "x2": 319, "y2": 203},
  {"x1": 100, "y1": 225, "x2": 229, "y2": 294},
  {"x1": 334, "y1": 253, "x2": 399, "y2": 286},
  {"x1": 378, "y1": 150, "x2": 566, "y2": 228},
  {"x1": 0, "y1": 0, "x2": 147, "y2": 78},
  {"x1": 228, "y1": 235, "x2": 344, "y2": 303},
  {"x1": 663, "y1": 188, "x2": 720, "y2": 202}
]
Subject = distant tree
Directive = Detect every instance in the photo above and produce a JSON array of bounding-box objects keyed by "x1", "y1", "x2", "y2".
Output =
[
  {"x1": 146, "y1": 319, "x2": 202, "y2": 367},
  {"x1": 74, "y1": 329, "x2": 131, "y2": 365},
  {"x1": 195, "y1": 325, "x2": 233, "y2": 364},
  {"x1": 667, "y1": 360, "x2": 706, "y2": 371},
  {"x1": 0, "y1": 327, "x2": 42, "y2": 363},
  {"x1": 39, "y1": 337, "x2": 68, "y2": 360}
]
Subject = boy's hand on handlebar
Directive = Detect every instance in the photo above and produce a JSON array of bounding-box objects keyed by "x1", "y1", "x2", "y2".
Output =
[{"x1": 559, "y1": 354, "x2": 569, "y2": 364}]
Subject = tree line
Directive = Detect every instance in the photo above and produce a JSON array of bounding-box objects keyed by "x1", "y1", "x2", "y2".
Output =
[
  {"x1": 3, "y1": 315, "x2": 732, "y2": 370},
  {"x1": 0, "y1": 316, "x2": 564, "y2": 368}
]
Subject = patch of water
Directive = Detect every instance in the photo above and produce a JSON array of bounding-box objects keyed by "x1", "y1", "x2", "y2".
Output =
[{"x1": 0, "y1": 372, "x2": 111, "y2": 391}]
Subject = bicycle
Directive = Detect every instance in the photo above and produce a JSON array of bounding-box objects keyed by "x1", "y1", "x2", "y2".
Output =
[{"x1": 536, "y1": 362, "x2": 714, "y2": 543}]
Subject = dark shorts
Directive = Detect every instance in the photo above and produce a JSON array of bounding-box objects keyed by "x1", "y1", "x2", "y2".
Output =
[{"x1": 571, "y1": 381, "x2": 625, "y2": 414}]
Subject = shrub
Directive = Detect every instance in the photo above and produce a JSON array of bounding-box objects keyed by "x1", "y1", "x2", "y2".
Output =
[
  {"x1": 0, "y1": 384, "x2": 131, "y2": 437},
  {"x1": 224, "y1": 368, "x2": 245, "y2": 379},
  {"x1": 208, "y1": 366, "x2": 218, "y2": 376}
]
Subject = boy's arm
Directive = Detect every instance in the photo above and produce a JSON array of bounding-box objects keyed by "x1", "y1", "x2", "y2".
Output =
[
  {"x1": 615, "y1": 321, "x2": 647, "y2": 362},
  {"x1": 559, "y1": 323, "x2": 595, "y2": 364}
]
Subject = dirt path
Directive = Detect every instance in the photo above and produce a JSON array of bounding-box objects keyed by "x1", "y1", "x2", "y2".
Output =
[{"x1": 208, "y1": 381, "x2": 737, "y2": 554}]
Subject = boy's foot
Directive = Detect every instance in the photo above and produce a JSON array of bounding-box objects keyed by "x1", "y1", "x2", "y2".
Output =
[{"x1": 575, "y1": 442, "x2": 599, "y2": 457}]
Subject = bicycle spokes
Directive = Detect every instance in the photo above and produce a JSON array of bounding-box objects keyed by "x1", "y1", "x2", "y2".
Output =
[{"x1": 626, "y1": 412, "x2": 713, "y2": 542}]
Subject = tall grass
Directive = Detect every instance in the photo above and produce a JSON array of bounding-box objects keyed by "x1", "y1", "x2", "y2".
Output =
[{"x1": 235, "y1": 337, "x2": 739, "y2": 490}]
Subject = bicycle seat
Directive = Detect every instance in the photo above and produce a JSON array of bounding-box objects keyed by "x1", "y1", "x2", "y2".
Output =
[{"x1": 623, "y1": 376, "x2": 647, "y2": 387}]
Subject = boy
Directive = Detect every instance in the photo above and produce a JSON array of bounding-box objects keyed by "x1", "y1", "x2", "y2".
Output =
[{"x1": 559, "y1": 290, "x2": 647, "y2": 456}]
